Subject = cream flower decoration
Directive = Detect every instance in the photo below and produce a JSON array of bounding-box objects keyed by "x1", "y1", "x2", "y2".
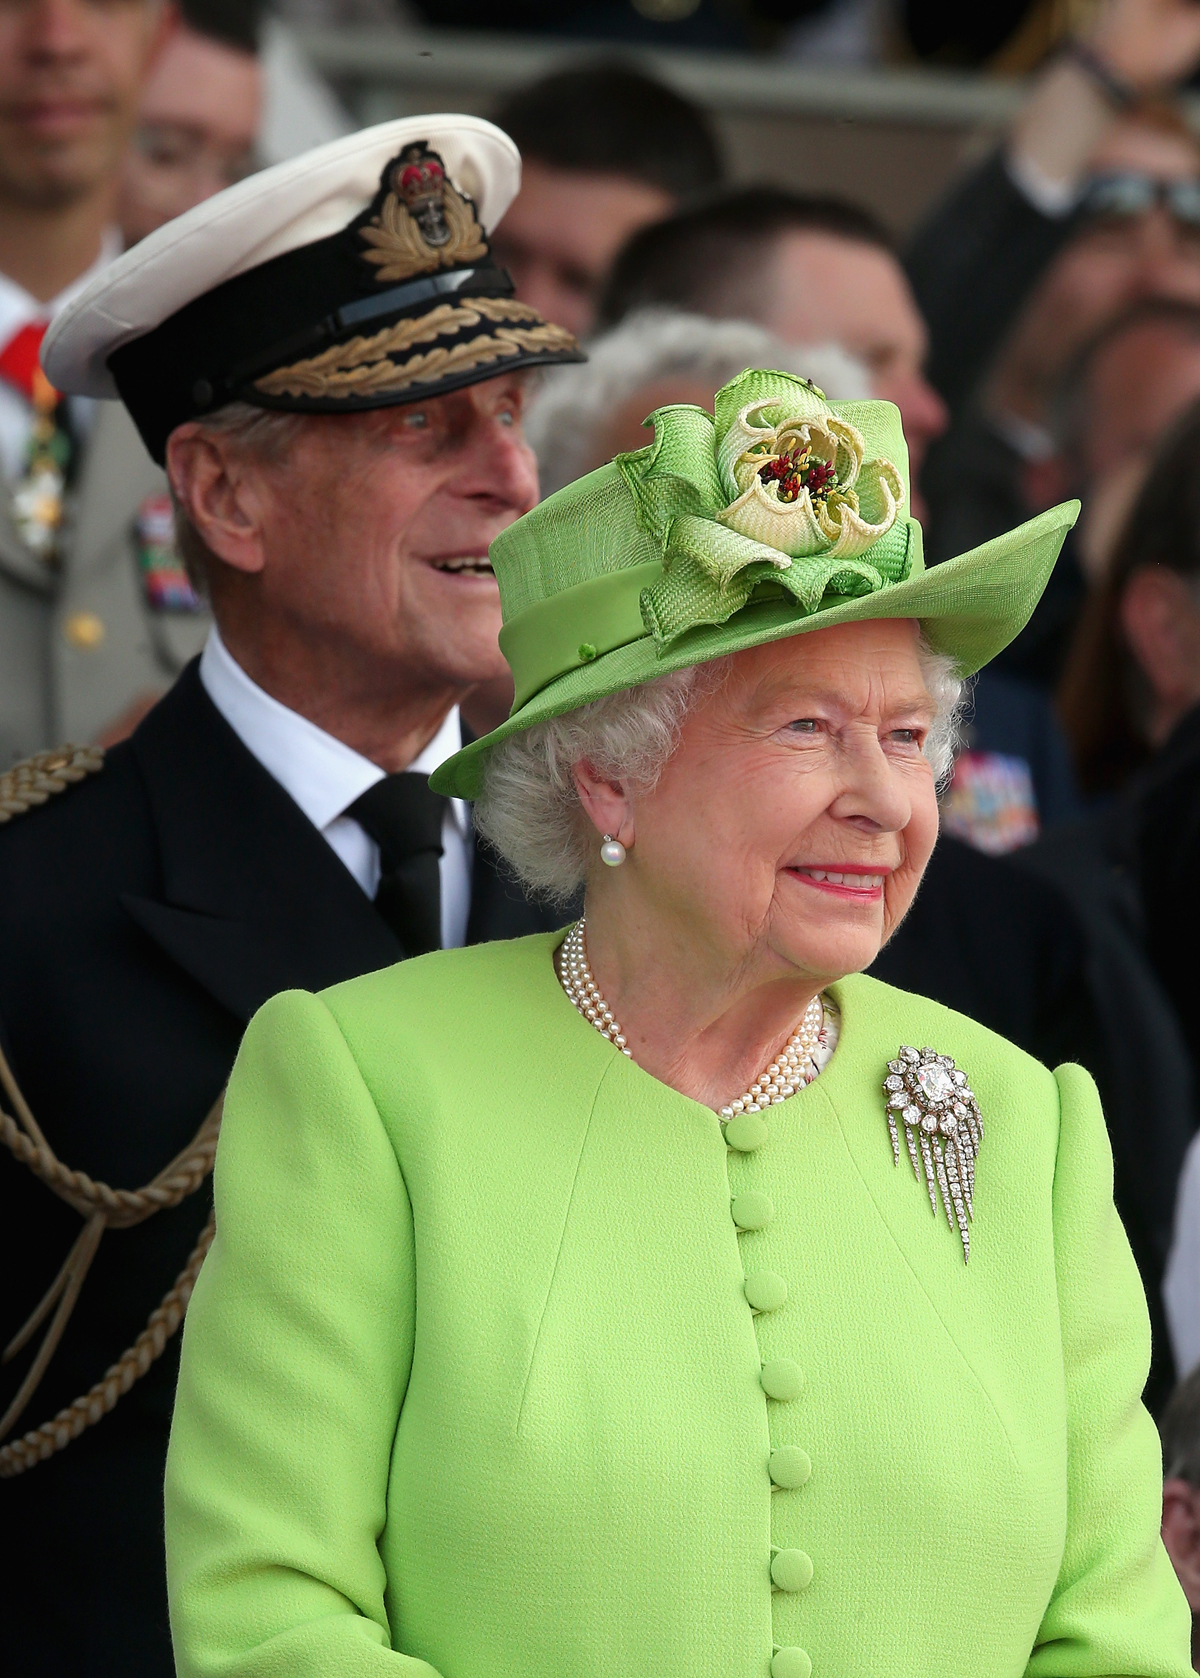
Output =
[{"x1": 715, "y1": 396, "x2": 904, "y2": 562}]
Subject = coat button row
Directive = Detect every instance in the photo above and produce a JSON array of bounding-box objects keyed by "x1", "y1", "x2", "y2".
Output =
[{"x1": 724, "y1": 1117, "x2": 814, "y2": 1676}]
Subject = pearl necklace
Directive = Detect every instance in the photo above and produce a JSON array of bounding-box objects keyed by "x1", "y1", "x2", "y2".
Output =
[{"x1": 557, "y1": 918, "x2": 827, "y2": 1117}]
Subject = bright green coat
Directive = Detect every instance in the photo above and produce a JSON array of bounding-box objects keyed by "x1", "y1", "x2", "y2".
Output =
[{"x1": 165, "y1": 933, "x2": 1192, "y2": 1678}]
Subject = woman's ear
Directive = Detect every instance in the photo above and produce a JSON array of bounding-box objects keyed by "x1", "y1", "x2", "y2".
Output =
[
  {"x1": 166, "y1": 425, "x2": 270, "y2": 577},
  {"x1": 572, "y1": 758, "x2": 635, "y2": 851}
]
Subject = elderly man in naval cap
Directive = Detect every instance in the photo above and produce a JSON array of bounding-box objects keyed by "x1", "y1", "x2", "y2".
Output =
[{"x1": 0, "y1": 116, "x2": 581, "y2": 1678}]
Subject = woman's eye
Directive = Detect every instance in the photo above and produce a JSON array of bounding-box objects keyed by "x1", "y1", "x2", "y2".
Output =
[
  {"x1": 889, "y1": 728, "x2": 921, "y2": 745},
  {"x1": 787, "y1": 719, "x2": 819, "y2": 733}
]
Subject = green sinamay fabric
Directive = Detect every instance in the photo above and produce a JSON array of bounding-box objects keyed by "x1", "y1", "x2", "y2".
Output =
[{"x1": 164, "y1": 936, "x2": 1192, "y2": 1678}]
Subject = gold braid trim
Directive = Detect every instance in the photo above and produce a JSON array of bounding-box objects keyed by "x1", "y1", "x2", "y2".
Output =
[
  {"x1": 0, "y1": 1213, "x2": 214, "y2": 1478},
  {"x1": 258, "y1": 319, "x2": 579, "y2": 402},
  {"x1": 256, "y1": 297, "x2": 540, "y2": 394},
  {"x1": 0, "y1": 745, "x2": 104, "y2": 823},
  {"x1": 0, "y1": 984, "x2": 223, "y2": 1465}
]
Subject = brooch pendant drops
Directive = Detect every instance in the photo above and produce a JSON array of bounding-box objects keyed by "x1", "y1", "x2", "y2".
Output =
[{"x1": 883, "y1": 1046, "x2": 982, "y2": 1262}]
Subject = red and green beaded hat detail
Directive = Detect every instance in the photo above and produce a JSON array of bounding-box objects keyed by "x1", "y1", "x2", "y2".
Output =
[{"x1": 433, "y1": 367, "x2": 1078, "y2": 801}]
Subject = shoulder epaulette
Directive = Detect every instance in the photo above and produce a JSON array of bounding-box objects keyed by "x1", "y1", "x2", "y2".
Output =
[{"x1": 0, "y1": 745, "x2": 105, "y2": 824}]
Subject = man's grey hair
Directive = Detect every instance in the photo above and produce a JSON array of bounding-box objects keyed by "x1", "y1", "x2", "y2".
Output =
[
  {"x1": 475, "y1": 637, "x2": 966, "y2": 904},
  {"x1": 524, "y1": 307, "x2": 871, "y2": 498},
  {"x1": 170, "y1": 401, "x2": 307, "y2": 591}
]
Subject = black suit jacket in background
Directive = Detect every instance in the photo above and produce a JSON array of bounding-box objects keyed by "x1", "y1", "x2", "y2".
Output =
[{"x1": 0, "y1": 662, "x2": 568, "y2": 1678}]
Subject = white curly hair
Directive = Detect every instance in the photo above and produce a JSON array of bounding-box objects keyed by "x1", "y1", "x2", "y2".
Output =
[
  {"x1": 475, "y1": 638, "x2": 966, "y2": 904},
  {"x1": 524, "y1": 307, "x2": 871, "y2": 498}
]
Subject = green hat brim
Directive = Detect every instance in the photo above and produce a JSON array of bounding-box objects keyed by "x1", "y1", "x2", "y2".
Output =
[{"x1": 433, "y1": 497, "x2": 1079, "y2": 801}]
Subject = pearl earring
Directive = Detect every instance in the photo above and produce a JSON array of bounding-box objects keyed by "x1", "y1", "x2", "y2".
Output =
[{"x1": 600, "y1": 833, "x2": 627, "y2": 867}]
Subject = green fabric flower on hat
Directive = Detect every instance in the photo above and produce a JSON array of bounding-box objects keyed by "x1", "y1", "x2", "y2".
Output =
[{"x1": 616, "y1": 367, "x2": 915, "y2": 648}]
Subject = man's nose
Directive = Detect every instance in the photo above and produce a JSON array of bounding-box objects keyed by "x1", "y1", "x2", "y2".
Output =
[
  {"x1": 23, "y1": 0, "x2": 90, "y2": 56},
  {"x1": 460, "y1": 416, "x2": 540, "y2": 514}
]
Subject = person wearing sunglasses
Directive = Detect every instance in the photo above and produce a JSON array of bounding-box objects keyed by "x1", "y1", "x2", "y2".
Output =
[{"x1": 909, "y1": 0, "x2": 1200, "y2": 689}]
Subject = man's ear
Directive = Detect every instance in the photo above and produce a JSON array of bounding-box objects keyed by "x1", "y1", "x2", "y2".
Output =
[
  {"x1": 166, "y1": 425, "x2": 269, "y2": 577},
  {"x1": 1163, "y1": 1478, "x2": 1200, "y2": 1610}
]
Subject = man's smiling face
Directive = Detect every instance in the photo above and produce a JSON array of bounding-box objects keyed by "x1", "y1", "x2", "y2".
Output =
[{"x1": 232, "y1": 372, "x2": 539, "y2": 698}]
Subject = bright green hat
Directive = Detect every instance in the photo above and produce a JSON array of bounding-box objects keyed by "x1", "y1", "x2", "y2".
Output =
[{"x1": 434, "y1": 367, "x2": 1078, "y2": 799}]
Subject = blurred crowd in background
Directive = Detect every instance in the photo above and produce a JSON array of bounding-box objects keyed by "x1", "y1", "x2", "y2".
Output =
[{"x1": 9, "y1": 0, "x2": 1200, "y2": 1645}]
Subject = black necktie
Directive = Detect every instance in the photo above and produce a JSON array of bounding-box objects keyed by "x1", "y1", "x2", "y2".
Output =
[{"x1": 346, "y1": 773, "x2": 446, "y2": 956}]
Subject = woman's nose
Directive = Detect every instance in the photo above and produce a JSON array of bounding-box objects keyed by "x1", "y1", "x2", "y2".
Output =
[{"x1": 829, "y1": 736, "x2": 913, "y2": 833}]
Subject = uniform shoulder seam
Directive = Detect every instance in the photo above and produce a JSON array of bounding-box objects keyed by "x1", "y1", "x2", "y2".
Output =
[{"x1": 0, "y1": 745, "x2": 106, "y2": 824}]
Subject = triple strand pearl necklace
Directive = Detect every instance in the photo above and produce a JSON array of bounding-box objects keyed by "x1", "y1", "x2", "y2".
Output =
[{"x1": 557, "y1": 918, "x2": 827, "y2": 1117}]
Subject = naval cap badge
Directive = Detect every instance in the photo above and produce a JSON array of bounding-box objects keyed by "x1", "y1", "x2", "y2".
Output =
[
  {"x1": 883, "y1": 1046, "x2": 982, "y2": 1262},
  {"x1": 359, "y1": 140, "x2": 488, "y2": 284}
]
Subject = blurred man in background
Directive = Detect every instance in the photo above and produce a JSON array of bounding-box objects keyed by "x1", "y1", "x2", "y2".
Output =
[
  {"x1": 1053, "y1": 299, "x2": 1200, "y2": 588},
  {"x1": 489, "y1": 62, "x2": 721, "y2": 339},
  {"x1": 598, "y1": 189, "x2": 947, "y2": 523},
  {"x1": 0, "y1": 0, "x2": 198, "y2": 766},
  {"x1": 118, "y1": 0, "x2": 261, "y2": 247},
  {"x1": 911, "y1": 0, "x2": 1200, "y2": 686}
]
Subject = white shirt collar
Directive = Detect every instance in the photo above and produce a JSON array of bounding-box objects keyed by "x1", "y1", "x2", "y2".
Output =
[
  {"x1": 199, "y1": 623, "x2": 467, "y2": 833},
  {"x1": 0, "y1": 227, "x2": 122, "y2": 345}
]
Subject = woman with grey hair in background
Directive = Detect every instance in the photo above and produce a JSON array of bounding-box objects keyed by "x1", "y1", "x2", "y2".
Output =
[
  {"x1": 164, "y1": 370, "x2": 1190, "y2": 1678},
  {"x1": 525, "y1": 305, "x2": 868, "y2": 495}
]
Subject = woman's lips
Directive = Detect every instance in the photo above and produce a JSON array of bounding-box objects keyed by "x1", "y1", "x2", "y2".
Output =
[{"x1": 787, "y1": 866, "x2": 889, "y2": 900}]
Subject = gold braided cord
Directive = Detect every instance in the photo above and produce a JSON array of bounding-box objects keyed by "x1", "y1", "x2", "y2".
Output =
[
  {"x1": 0, "y1": 1098, "x2": 220, "y2": 1228},
  {"x1": 260, "y1": 320, "x2": 579, "y2": 403},
  {"x1": 0, "y1": 1213, "x2": 215, "y2": 1478},
  {"x1": 0, "y1": 744, "x2": 104, "y2": 824},
  {"x1": 0, "y1": 1026, "x2": 223, "y2": 1459},
  {"x1": 254, "y1": 296, "x2": 553, "y2": 398}
]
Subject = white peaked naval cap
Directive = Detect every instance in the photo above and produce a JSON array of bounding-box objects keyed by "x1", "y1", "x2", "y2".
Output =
[{"x1": 42, "y1": 114, "x2": 582, "y2": 464}]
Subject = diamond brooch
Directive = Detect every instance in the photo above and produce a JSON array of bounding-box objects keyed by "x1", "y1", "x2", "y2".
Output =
[{"x1": 883, "y1": 1046, "x2": 983, "y2": 1262}]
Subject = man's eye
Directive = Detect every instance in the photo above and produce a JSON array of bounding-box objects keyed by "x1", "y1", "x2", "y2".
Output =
[
  {"x1": 404, "y1": 410, "x2": 429, "y2": 430},
  {"x1": 889, "y1": 728, "x2": 920, "y2": 744},
  {"x1": 787, "y1": 719, "x2": 818, "y2": 733},
  {"x1": 497, "y1": 409, "x2": 515, "y2": 427}
]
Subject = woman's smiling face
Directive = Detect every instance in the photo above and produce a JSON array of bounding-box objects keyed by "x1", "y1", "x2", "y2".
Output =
[{"x1": 627, "y1": 618, "x2": 942, "y2": 991}]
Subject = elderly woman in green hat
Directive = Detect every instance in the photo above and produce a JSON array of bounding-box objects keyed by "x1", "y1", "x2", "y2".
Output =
[{"x1": 164, "y1": 371, "x2": 1190, "y2": 1678}]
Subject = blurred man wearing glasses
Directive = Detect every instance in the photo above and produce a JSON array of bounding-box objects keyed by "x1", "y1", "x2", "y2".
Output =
[
  {"x1": 910, "y1": 0, "x2": 1200, "y2": 685},
  {"x1": 118, "y1": 0, "x2": 260, "y2": 248}
]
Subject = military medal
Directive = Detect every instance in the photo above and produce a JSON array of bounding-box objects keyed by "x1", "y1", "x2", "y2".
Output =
[
  {"x1": 136, "y1": 493, "x2": 202, "y2": 611},
  {"x1": 883, "y1": 1046, "x2": 982, "y2": 1262},
  {"x1": 0, "y1": 321, "x2": 71, "y2": 564}
]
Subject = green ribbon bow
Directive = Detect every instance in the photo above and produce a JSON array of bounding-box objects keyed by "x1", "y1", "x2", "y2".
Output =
[{"x1": 615, "y1": 368, "x2": 915, "y2": 648}]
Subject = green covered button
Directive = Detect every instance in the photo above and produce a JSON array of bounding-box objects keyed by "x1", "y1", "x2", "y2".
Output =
[
  {"x1": 724, "y1": 1112, "x2": 768, "y2": 1152},
  {"x1": 772, "y1": 1549, "x2": 814, "y2": 1592},
  {"x1": 731, "y1": 1191, "x2": 773, "y2": 1231},
  {"x1": 743, "y1": 1270, "x2": 788, "y2": 1312},
  {"x1": 769, "y1": 1445, "x2": 812, "y2": 1488},
  {"x1": 760, "y1": 1357, "x2": 805, "y2": 1400},
  {"x1": 771, "y1": 1649, "x2": 811, "y2": 1678}
]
